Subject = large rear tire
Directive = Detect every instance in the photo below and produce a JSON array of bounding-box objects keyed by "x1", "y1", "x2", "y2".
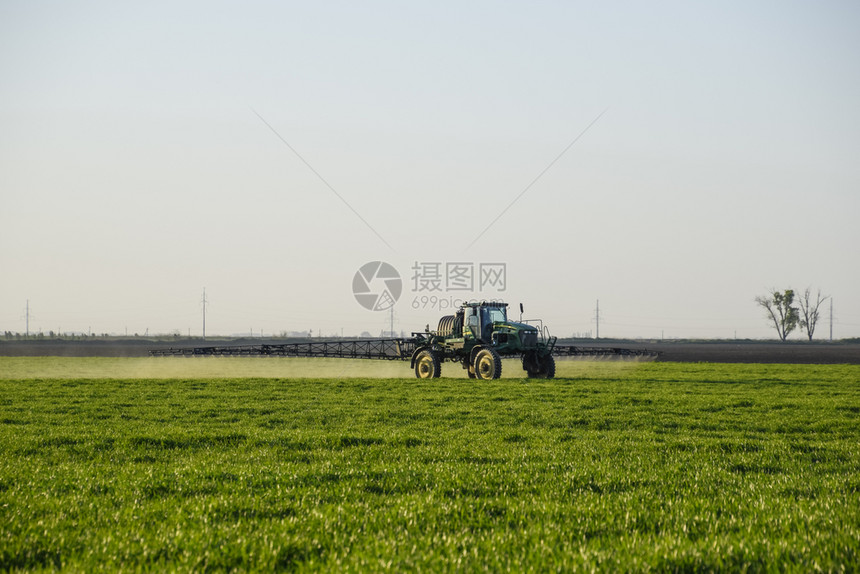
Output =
[
  {"x1": 414, "y1": 350, "x2": 441, "y2": 379},
  {"x1": 474, "y1": 348, "x2": 502, "y2": 380}
]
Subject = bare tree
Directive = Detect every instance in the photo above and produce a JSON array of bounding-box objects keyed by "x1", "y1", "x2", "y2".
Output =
[
  {"x1": 755, "y1": 289, "x2": 799, "y2": 341},
  {"x1": 798, "y1": 287, "x2": 829, "y2": 341}
]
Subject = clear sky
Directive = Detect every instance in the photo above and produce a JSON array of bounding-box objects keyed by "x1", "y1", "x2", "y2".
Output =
[{"x1": 2, "y1": 1, "x2": 859, "y2": 340}]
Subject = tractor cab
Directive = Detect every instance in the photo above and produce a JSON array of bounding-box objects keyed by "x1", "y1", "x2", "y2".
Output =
[{"x1": 463, "y1": 302, "x2": 508, "y2": 342}]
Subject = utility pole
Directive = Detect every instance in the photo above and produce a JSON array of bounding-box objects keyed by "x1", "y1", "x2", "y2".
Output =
[
  {"x1": 201, "y1": 288, "x2": 208, "y2": 340},
  {"x1": 594, "y1": 299, "x2": 600, "y2": 340},
  {"x1": 830, "y1": 298, "x2": 833, "y2": 342},
  {"x1": 25, "y1": 300, "x2": 29, "y2": 337}
]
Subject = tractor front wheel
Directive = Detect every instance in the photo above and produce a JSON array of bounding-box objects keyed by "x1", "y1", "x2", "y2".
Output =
[
  {"x1": 414, "y1": 350, "x2": 441, "y2": 379},
  {"x1": 474, "y1": 348, "x2": 502, "y2": 380},
  {"x1": 524, "y1": 353, "x2": 556, "y2": 379},
  {"x1": 537, "y1": 354, "x2": 556, "y2": 379}
]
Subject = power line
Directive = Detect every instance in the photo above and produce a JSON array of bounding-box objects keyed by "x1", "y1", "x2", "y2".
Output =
[
  {"x1": 251, "y1": 108, "x2": 394, "y2": 251},
  {"x1": 467, "y1": 108, "x2": 608, "y2": 250},
  {"x1": 202, "y1": 288, "x2": 208, "y2": 340},
  {"x1": 20, "y1": 300, "x2": 33, "y2": 337}
]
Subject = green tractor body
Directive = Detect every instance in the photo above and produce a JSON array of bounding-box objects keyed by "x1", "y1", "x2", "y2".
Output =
[{"x1": 411, "y1": 301, "x2": 557, "y2": 379}]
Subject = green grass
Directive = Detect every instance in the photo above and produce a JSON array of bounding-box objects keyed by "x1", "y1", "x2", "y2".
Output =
[{"x1": 0, "y1": 360, "x2": 858, "y2": 571}]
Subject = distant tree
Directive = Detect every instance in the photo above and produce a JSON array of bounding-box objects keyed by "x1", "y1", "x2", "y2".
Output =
[
  {"x1": 755, "y1": 289, "x2": 799, "y2": 341},
  {"x1": 798, "y1": 287, "x2": 829, "y2": 341}
]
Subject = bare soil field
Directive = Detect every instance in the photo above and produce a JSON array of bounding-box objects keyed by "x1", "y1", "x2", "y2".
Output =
[
  {"x1": 1, "y1": 339, "x2": 859, "y2": 364},
  {"x1": 579, "y1": 341, "x2": 860, "y2": 364}
]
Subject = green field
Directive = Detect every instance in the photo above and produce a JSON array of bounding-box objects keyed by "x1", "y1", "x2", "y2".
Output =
[{"x1": 1, "y1": 359, "x2": 858, "y2": 572}]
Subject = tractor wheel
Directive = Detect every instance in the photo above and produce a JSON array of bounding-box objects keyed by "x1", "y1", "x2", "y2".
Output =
[
  {"x1": 474, "y1": 348, "x2": 502, "y2": 380},
  {"x1": 522, "y1": 352, "x2": 539, "y2": 377},
  {"x1": 467, "y1": 370, "x2": 476, "y2": 379},
  {"x1": 524, "y1": 353, "x2": 556, "y2": 379},
  {"x1": 414, "y1": 350, "x2": 441, "y2": 379},
  {"x1": 539, "y1": 354, "x2": 556, "y2": 379}
]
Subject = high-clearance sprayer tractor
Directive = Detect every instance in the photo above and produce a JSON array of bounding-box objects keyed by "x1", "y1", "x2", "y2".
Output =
[
  {"x1": 151, "y1": 301, "x2": 657, "y2": 378},
  {"x1": 412, "y1": 301, "x2": 556, "y2": 379}
]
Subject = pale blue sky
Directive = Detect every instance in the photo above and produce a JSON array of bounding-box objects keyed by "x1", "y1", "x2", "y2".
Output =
[{"x1": 2, "y1": 1, "x2": 858, "y2": 339}]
